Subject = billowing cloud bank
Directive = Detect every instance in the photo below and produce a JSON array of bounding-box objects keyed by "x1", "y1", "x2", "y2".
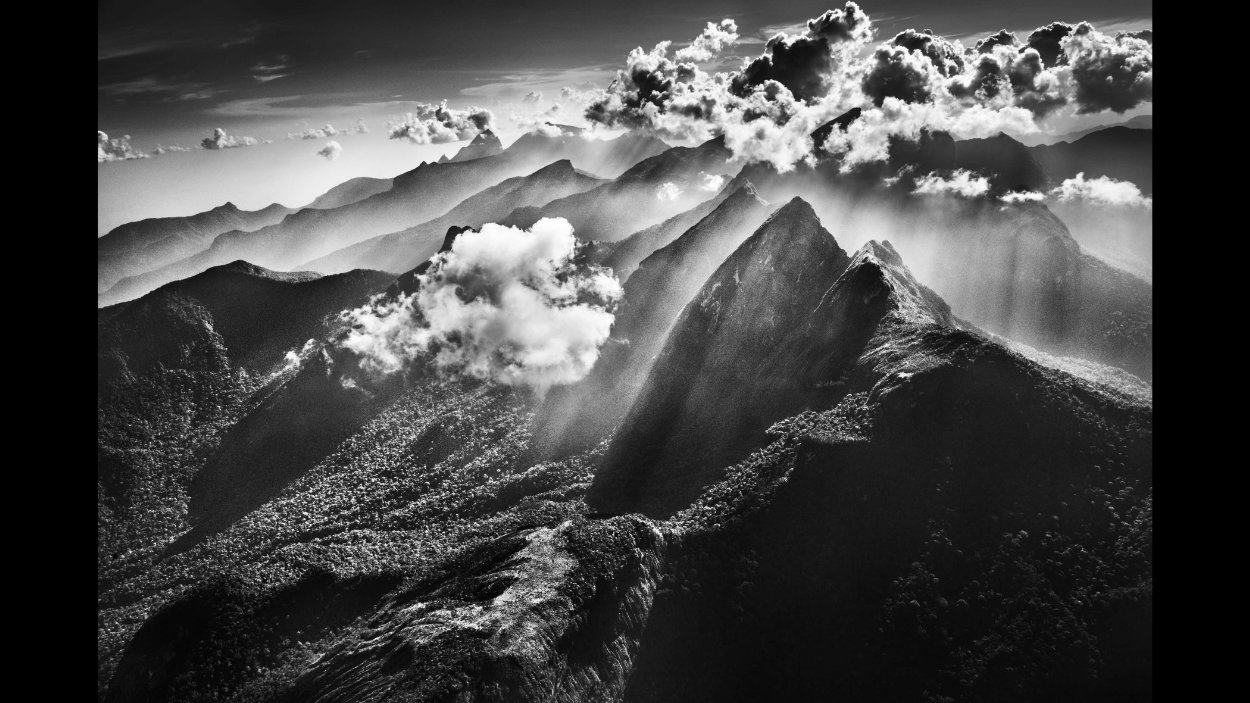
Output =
[
  {"x1": 388, "y1": 101, "x2": 495, "y2": 144},
  {"x1": 98, "y1": 131, "x2": 148, "y2": 162},
  {"x1": 201, "y1": 127, "x2": 267, "y2": 150},
  {"x1": 583, "y1": 2, "x2": 1151, "y2": 172},
  {"x1": 340, "y1": 218, "x2": 622, "y2": 389}
]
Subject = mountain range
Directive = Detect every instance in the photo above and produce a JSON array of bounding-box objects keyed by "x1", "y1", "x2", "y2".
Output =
[
  {"x1": 98, "y1": 129, "x2": 669, "y2": 306},
  {"x1": 98, "y1": 119, "x2": 1152, "y2": 702}
]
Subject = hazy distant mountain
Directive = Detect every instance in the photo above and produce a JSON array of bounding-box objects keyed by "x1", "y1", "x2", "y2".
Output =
[
  {"x1": 1012, "y1": 114, "x2": 1152, "y2": 146},
  {"x1": 886, "y1": 198, "x2": 1153, "y2": 379},
  {"x1": 301, "y1": 160, "x2": 606, "y2": 274},
  {"x1": 501, "y1": 126, "x2": 670, "y2": 178},
  {"x1": 97, "y1": 202, "x2": 294, "y2": 293},
  {"x1": 601, "y1": 173, "x2": 755, "y2": 282},
  {"x1": 302, "y1": 176, "x2": 394, "y2": 210},
  {"x1": 437, "y1": 129, "x2": 504, "y2": 163},
  {"x1": 954, "y1": 133, "x2": 1049, "y2": 192},
  {"x1": 1030, "y1": 127, "x2": 1153, "y2": 194},
  {"x1": 98, "y1": 130, "x2": 669, "y2": 307},
  {"x1": 502, "y1": 136, "x2": 738, "y2": 242}
]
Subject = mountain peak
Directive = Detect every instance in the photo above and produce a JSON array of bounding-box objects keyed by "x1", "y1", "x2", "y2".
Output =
[
  {"x1": 469, "y1": 129, "x2": 501, "y2": 146},
  {"x1": 698, "y1": 134, "x2": 727, "y2": 151},
  {"x1": 719, "y1": 178, "x2": 763, "y2": 205},
  {"x1": 588, "y1": 199, "x2": 855, "y2": 515},
  {"x1": 768, "y1": 195, "x2": 820, "y2": 224},
  {"x1": 532, "y1": 159, "x2": 575, "y2": 177},
  {"x1": 442, "y1": 130, "x2": 505, "y2": 163},
  {"x1": 824, "y1": 240, "x2": 956, "y2": 329}
]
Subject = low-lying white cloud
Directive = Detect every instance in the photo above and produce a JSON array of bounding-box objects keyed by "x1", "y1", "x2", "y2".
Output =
[
  {"x1": 698, "y1": 172, "x2": 727, "y2": 192},
  {"x1": 911, "y1": 169, "x2": 990, "y2": 198},
  {"x1": 1051, "y1": 172, "x2": 1151, "y2": 207},
  {"x1": 340, "y1": 218, "x2": 621, "y2": 389},
  {"x1": 1000, "y1": 190, "x2": 1046, "y2": 203},
  {"x1": 656, "y1": 182, "x2": 683, "y2": 201}
]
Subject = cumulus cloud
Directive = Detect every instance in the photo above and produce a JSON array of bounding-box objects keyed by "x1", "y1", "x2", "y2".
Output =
[
  {"x1": 523, "y1": 91, "x2": 543, "y2": 103},
  {"x1": 973, "y1": 29, "x2": 1017, "y2": 54},
  {"x1": 656, "y1": 182, "x2": 683, "y2": 201},
  {"x1": 698, "y1": 171, "x2": 727, "y2": 192},
  {"x1": 388, "y1": 101, "x2": 494, "y2": 144},
  {"x1": 1063, "y1": 22, "x2": 1152, "y2": 113},
  {"x1": 862, "y1": 43, "x2": 942, "y2": 106},
  {"x1": 946, "y1": 44, "x2": 1067, "y2": 118},
  {"x1": 732, "y1": 3, "x2": 873, "y2": 101},
  {"x1": 1025, "y1": 23, "x2": 1074, "y2": 67},
  {"x1": 584, "y1": 6, "x2": 1150, "y2": 172},
  {"x1": 288, "y1": 120, "x2": 367, "y2": 140},
  {"x1": 674, "y1": 19, "x2": 740, "y2": 62},
  {"x1": 1117, "y1": 29, "x2": 1152, "y2": 43},
  {"x1": 1050, "y1": 172, "x2": 1151, "y2": 207},
  {"x1": 894, "y1": 29, "x2": 965, "y2": 75},
  {"x1": 912, "y1": 169, "x2": 991, "y2": 198},
  {"x1": 288, "y1": 123, "x2": 338, "y2": 140},
  {"x1": 98, "y1": 131, "x2": 148, "y2": 162},
  {"x1": 152, "y1": 143, "x2": 192, "y2": 155},
  {"x1": 317, "y1": 140, "x2": 342, "y2": 160},
  {"x1": 200, "y1": 127, "x2": 267, "y2": 150},
  {"x1": 339, "y1": 218, "x2": 621, "y2": 389}
]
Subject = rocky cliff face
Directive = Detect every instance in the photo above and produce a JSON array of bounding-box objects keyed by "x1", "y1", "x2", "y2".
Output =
[
  {"x1": 588, "y1": 197, "x2": 862, "y2": 516},
  {"x1": 529, "y1": 181, "x2": 774, "y2": 461}
]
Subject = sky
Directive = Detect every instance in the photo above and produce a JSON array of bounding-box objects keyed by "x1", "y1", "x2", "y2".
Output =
[{"x1": 98, "y1": 0, "x2": 1153, "y2": 234}]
